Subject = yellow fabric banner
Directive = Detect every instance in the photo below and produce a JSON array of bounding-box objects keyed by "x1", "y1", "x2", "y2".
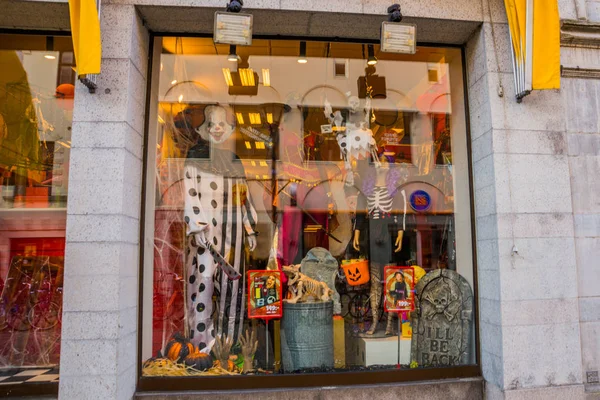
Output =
[
  {"x1": 68, "y1": 0, "x2": 102, "y2": 75},
  {"x1": 504, "y1": 0, "x2": 560, "y2": 90},
  {"x1": 504, "y1": 0, "x2": 526, "y2": 65},
  {"x1": 532, "y1": 0, "x2": 560, "y2": 89}
]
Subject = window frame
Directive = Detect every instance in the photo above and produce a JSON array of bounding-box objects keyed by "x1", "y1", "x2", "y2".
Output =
[{"x1": 137, "y1": 33, "x2": 481, "y2": 392}]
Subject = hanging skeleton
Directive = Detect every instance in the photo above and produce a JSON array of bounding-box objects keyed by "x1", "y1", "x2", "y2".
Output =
[
  {"x1": 183, "y1": 104, "x2": 258, "y2": 353},
  {"x1": 353, "y1": 157, "x2": 408, "y2": 335},
  {"x1": 324, "y1": 94, "x2": 379, "y2": 186}
]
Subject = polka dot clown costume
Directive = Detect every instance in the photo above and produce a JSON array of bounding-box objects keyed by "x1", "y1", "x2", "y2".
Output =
[{"x1": 183, "y1": 104, "x2": 258, "y2": 353}]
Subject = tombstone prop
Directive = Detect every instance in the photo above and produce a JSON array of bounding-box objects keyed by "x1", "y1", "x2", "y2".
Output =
[
  {"x1": 299, "y1": 247, "x2": 341, "y2": 315},
  {"x1": 410, "y1": 269, "x2": 473, "y2": 367}
]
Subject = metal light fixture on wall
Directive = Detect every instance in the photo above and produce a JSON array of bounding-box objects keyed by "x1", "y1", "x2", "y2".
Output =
[
  {"x1": 298, "y1": 41, "x2": 308, "y2": 64},
  {"x1": 380, "y1": 4, "x2": 416, "y2": 54},
  {"x1": 214, "y1": 1, "x2": 253, "y2": 46},
  {"x1": 367, "y1": 45, "x2": 378, "y2": 65}
]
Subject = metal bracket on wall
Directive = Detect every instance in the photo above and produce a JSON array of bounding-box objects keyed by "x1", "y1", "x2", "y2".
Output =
[
  {"x1": 509, "y1": 0, "x2": 533, "y2": 103},
  {"x1": 79, "y1": 74, "x2": 98, "y2": 93}
]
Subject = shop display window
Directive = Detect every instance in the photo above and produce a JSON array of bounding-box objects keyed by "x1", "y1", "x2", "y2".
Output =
[
  {"x1": 0, "y1": 33, "x2": 73, "y2": 381},
  {"x1": 142, "y1": 37, "x2": 476, "y2": 384}
]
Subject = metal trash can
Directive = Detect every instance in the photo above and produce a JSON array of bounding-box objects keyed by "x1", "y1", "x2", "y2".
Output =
[{"x1": 281, "y1": 301, "x2": 333, "y2": 372}]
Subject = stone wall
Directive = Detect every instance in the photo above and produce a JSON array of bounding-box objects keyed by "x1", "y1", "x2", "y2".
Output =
[
  {"x1": 58, "y1": 5, "x2": 149, "y2": 400},
  {"x1": 465, "y1": 7, "x2": 594, "y2": 399},
  {"x1": 2, "y1": 0, "x2": 599, "y2": 399},
  {"x1": 561, "y1": 20, "x2": 600, "y2": 395}
]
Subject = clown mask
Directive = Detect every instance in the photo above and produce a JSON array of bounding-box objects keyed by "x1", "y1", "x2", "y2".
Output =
[{"x1": 196, "y1": 105, "x2": 235, "y2": 144}]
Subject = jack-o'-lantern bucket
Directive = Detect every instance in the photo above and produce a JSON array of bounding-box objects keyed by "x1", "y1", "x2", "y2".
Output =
[{"x1": 341, "y1": 260, "x2": 370, "y2": 286}]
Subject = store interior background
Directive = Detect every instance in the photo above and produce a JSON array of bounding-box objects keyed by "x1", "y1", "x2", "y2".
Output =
[{"x1": 142, "y1": 38, "x2": 475, "y2": 371}]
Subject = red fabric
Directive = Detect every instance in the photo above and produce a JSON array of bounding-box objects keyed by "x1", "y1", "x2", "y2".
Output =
[{"x1": 278, "y1": 206, "x2": 302, "y2": 266}]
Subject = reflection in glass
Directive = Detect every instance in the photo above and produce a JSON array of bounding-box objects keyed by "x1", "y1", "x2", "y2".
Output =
[
  {"x1": 144, "y1": 38, "x2": 475, "y2": 378},
  {"x1": 0, "y1": 34, "x2": 74, "y2": 377}
]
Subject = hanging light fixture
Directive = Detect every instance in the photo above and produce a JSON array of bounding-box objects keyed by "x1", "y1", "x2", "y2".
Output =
[
  {"x1": 367, "y1": 44, "x2": 378, "y2": 65},
  {"x1": 262, "y1": 68, "x2": 271, "y2": 87},
  {"x1": 44, "y1": 36, "x2": 57, "y2": 60},
  {"x1": 228, "y1": 45, "x2": 240, "y2": 62},
  {"x1": 298, "y1": 41, "x2": 308, "y2": 64},
  {"x1": 222, "y1": 68, "x2": 234, "y2": 86}
]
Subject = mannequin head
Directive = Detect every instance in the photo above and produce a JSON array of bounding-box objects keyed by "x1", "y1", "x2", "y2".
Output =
[{"x1": 195, "y1": 105, "x2": 235, "y2": 144}]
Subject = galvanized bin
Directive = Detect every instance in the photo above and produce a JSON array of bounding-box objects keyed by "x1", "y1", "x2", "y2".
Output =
[{"x1": 281, "y1": 301, "x2": 334, "y2": 372}]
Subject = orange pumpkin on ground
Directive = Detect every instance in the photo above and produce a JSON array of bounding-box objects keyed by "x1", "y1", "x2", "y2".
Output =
[
  {"x1": 184, "y1": 351, "x2": 214, "y2": 371},
  {"x1": 165, "y1": 333, "x2": 195, "y2": 363}
]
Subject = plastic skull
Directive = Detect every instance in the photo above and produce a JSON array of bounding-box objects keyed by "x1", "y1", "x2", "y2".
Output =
[{"x1": 433, "y1": 293, "x2": 448, "y2": 313}]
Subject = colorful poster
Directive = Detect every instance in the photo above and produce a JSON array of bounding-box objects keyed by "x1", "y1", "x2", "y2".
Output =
[
  {"x1": 247, "y1": 270, "x2": 283, "y2": 319},
  {"x1": 384, "y1": 266, "x2": 415, "y2": 313}
]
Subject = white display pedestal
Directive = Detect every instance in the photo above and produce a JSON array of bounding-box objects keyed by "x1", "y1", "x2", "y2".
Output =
[{"x1": 350, "y1": 336, "x2": 411, "y2": 366}]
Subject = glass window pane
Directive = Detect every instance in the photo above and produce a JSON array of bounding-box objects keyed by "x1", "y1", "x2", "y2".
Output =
[
  {"x1": 0, "y1": 34, "x2": 74, "y2": 377},
  {"x1": 143, "y1": 38, "x2": 476, "y2": 379}
]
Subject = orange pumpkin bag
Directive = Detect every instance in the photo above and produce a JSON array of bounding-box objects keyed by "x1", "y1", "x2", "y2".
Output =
[{"x1": 341, "y1": 259, "x2": 370, "y2": 286}]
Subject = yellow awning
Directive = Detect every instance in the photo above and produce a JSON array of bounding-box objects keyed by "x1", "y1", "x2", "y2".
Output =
[
  {"x1": 532, "y1": 0, "x2": 560, "y2": 89},
  {"x1": 68, "y1": 0, "x2": 102, "y2": 75},
  {"x1": 504, "y1": 0, "x2": 560, "y2": 92}
]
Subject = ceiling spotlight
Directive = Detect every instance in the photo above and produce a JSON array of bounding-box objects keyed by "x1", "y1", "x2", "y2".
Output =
[
  {"x1": 298, "y1": 41, "x2": 308, "y2": 64},
  {"x1": 228, "y1": 45, "x2": 240, "y2": 62},
  {"x1": 367, "y1": 45, "x2": 378, "y2": 66}
]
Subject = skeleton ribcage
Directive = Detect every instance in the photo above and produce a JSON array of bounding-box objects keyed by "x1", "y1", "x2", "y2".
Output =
[
  {"x1": 301, "y1": 275, "x2": 324, "y2": 296},
  {"x1": 368, "y1": 187, "x2": 393, "y2": 219}
]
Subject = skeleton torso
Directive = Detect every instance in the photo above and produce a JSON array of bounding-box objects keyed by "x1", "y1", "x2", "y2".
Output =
[{"x1": 367, "y1": 186, "x2": 394, "y2": 219}]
